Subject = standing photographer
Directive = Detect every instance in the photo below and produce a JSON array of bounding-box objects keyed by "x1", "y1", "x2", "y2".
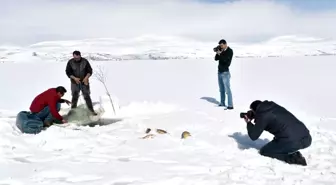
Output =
[
  {"x1": 214, "y1": 39, "x2": 234, "y2": 109},
  {"x1": 242, "y1": 100, "x2": 312, "y2": 166}
]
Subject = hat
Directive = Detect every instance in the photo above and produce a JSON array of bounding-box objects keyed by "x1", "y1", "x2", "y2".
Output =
[
  {"x1": 218, "y1": 39, "x2": 227, "y2": 44},
  {"x1": 250, "y1": 100, "x2": 262, "y2": 112}
]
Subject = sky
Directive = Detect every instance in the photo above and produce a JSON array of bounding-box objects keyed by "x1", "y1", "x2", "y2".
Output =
[
  {"x1": 1, "y1": 0, "x2": 336, "y2": 45},
  {"x1": 202, "y1": 0, "x2": 336, "y2": 11}
]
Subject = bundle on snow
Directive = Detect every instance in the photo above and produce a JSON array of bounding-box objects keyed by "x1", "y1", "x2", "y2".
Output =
[{"x1": 15, "y1": 111, "x2": 44, "y2": 134}]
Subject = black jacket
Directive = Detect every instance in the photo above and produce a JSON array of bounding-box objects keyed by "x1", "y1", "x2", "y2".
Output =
[
  {"x1": 65, "y1": 58, "x2": 93, "y2": 84},
  {"x1": 247, "y1": 101, "x2": 310, "y2": 142},
  {"x1": 214, "y1": 47, "x2": 233, "y2": 72}
]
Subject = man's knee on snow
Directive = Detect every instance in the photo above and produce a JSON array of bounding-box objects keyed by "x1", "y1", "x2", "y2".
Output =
[
  {"x1": 259, "y1": 147, "x2": 269, "y2": 156},
  {"x1": 302, "y1": 135, "x2": 312, "y2": 149},
  {"x1": 259, "y1": 145, "x2": 274, "y2": 157}
]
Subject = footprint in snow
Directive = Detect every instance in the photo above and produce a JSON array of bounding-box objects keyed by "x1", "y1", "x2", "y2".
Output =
[
  {"x1": 11, "y1": 157, "x2": 31, "y2": 164},
  {"x1": 118, "y1": 157, "x2": 131, "y2": 162},
  {"x1": 32, "y1": 170, "x2": 72, "y2": 183},
  {"x1": 106, "y1": 177, "x2": 141, "y2": 185},
  {"x1": 32, "y1": 170, "x2": 103, "y2": 183},
  {"x1": 66, "y1": 175, "x2": 103, "y2": 183}
]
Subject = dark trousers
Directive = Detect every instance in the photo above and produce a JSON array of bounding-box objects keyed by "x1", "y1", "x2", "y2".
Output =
[
  {"x1": 34, "y1": 103, "x2": 61, "y2": 123},
  {"x1": 71, "y1": 83, "x2": 94, "y2": 112},
  {"x1": 259, "y1": 135, "x2": 312, "y2": 162}
]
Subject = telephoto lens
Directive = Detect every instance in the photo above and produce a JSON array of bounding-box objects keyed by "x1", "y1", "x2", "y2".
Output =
[
  {"x1": 213, "y1": 45, "x2": 221, "y2": 52},
  {"x1": 240, "y1": 112, "x2": 247, "y2": 118}
]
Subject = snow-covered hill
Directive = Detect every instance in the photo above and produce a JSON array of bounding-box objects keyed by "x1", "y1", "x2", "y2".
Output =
[{"x1": 0, "y1": 35, "x2": 335, "y2": 63}]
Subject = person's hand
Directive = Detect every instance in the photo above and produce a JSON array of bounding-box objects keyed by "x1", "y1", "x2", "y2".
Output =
[
  {"x1": 83, "y1": 77, "x2": 89, "y2": 85},
  {"x1": 73, "y1": 77, "x2": 81, "y2": 84},
  {"x1": 65, "y1": 99, "x2": 71, "y2": 105},
  {"x1": 216, "y1": 50, "x2": 222, "y2": 55},
  {"x1": 62, "y1": 119, "x2": 68, "y2": 123},
  {"x1": 244, "y1": 115, "x2": 251, "y2": 123}
]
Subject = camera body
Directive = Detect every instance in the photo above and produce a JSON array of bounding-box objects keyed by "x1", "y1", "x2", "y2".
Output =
[
  {"x1": 239, "y1": 112, "x2": 247, "y2": 118},
  {"x1": 213, "y1": 45, "x2": 222, "y2": 52},
  {"x1": 240, "y1": 110, "x2": 255, "y2": 120}
]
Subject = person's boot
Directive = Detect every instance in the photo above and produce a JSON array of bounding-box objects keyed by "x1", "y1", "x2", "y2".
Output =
[
  {"x1": 293, "y1": 151, "x2": 307, "y2": 166},
  {"x1": 285, "y1": 151, "x2": 307, "y2": 166},
  {"x1": 90, "y1": 111, "x2": 98, "y2": 116},
  {"x1": 88, "y1": 108, "x2": 98, "y2": 116},
  {"x1": 43, "y1": 120, "x2": 52, "y2": 127},
  {"x1": 84, "y1": 96, "x2": 98, "y2": 116},
  {"x1": 218, "y1": 103, "x2": 226, "y2": 107}
]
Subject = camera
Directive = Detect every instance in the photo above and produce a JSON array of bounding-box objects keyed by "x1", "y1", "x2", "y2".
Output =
[
  {"x1": 213, "y1": 45, "x2": 222, "y2": 52},
  {"x1": 240, "y1": 110, "x2": 255, "y2": 119},
  {"x1": 240, "y1": 112, "x2": 247, "y2": 118}
]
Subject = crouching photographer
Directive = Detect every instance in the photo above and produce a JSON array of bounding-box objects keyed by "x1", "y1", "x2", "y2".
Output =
[{"x1": 241, "y1": 100, "x2": 312, "y2": 166}]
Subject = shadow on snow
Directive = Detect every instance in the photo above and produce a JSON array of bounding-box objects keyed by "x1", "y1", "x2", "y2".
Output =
[{"x1": 228, "y1": 132, "x2": 270, "y2": 150}]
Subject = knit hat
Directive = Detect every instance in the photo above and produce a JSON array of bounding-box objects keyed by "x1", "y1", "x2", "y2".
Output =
[
  {"x1": 250, "y1": 100, "x2": 262, "y2": 112},
  {"x1": 218, "y1": 39, "x2": 227, "y2": 44}
]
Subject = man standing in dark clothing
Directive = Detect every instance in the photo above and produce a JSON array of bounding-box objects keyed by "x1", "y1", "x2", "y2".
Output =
[
  {"x1": 65, "y1": 51, "x2": 97, "y2": 115},
  {"x1": 214, "y1": 39, "x2": 234, "y2": 110},
  {"x1": 242, "y1": 100, "x2": 312, "y2": 166}
]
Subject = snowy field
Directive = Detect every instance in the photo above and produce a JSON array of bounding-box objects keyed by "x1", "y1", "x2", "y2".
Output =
[{"x1": 0, "y1": 49, "x2": 336, "y2": 184}]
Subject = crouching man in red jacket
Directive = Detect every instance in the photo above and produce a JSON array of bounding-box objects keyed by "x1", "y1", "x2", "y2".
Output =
[{"x1": 29, "y1": 86, "x2": 71, "y2": 127}]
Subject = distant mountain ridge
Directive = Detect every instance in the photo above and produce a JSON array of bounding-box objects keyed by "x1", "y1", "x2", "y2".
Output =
[{"x1": 0, "y1": 35, "x2": 335, "y2": 63}]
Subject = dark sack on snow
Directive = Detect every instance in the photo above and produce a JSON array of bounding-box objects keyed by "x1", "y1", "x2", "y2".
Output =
[{"x1": 16, "y1": 111, "x2": 44, "y2": 134}]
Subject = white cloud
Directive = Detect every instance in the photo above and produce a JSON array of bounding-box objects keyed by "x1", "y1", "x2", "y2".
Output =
[{"x1": 1, "y1": 0, "x2": 336, "y2": 45}]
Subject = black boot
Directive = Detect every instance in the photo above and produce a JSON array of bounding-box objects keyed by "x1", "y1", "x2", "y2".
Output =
[
  {"x1": 90, "y1": 111, "x2": 98, "y2": 116},
  {"x1": 285, "y1": 151, "x2": 307, "y2": 166},
  {"x1": 84, "y1": 96, "x2": 97, "y2": 115},
  {"x1": 43, "y1": 120, "x2": 52, "y2": 127}
]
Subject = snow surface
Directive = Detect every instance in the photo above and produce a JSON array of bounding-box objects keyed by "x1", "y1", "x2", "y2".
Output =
[
  {"x1": 0, "y1": 35, "x2": 336, "y2": 63},
  {"x1": 0, "y1": 38, "x2": 336, "y2": 184}
]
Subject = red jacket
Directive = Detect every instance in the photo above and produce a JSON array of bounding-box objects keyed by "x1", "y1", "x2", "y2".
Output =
[{"x1": 29, "y1": 88, "x2": 63, "y2": 121}]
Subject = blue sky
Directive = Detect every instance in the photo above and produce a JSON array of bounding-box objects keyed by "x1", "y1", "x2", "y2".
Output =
[
  {"x1": 201, "y1": 0, "x2": 336, "y2": 12},
  {"x1": 0, "y1": 0, "x2": 336, "y2": 45},
  {"x1": 281, "y1": 0, "x2": 336, "y2": 11}
]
